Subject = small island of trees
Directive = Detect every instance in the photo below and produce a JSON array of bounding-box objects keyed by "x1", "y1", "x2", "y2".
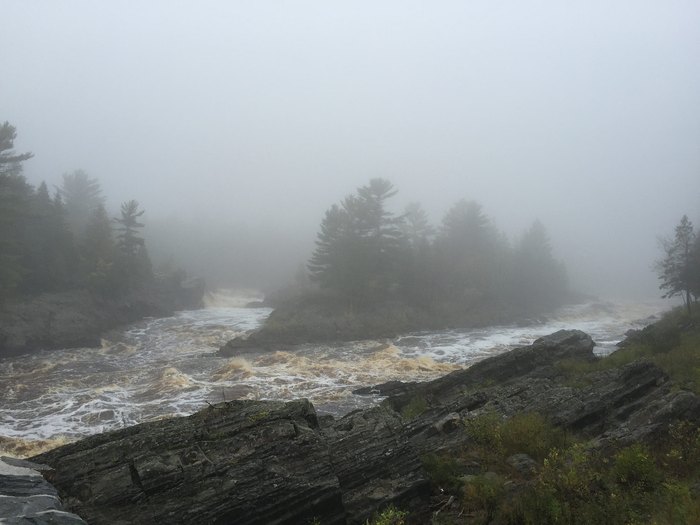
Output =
[{"x1": 260, "y1": 178, "x2": 571, "y2": 343}]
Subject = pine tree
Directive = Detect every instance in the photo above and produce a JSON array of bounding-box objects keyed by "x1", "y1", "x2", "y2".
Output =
[
  {"x1": 658, "y1": 215, "x2": 696, "y2": 313},
  {"x1": 434, "y1": 199, "x2": 506, "y2": 302},
  {"x1": 0, "y1": 122, "x2": 33, "y2": 177},
  {"x1": 308, "y1": 179, "x2": 403, "y2": 304},
  {"x1": 0, "y1": 123, "x2": 33, "y2": 297},
  {"x1": 59, "y1": 170, "x2": 105, "y2": 239},
  {"x1": 113, "y1": 200, "x2": 152, "y2": 289},
  {"x1": 512, "y1": 220, "x2": 567, "y2": 309}
]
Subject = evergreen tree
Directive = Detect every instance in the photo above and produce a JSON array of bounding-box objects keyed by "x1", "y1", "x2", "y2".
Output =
[
  {"x1": 398, "y1": 202, "x2": 435, "y2": 304},
  {"x1": 308, "y1": 203, "x2": 352, "y2": 290},
  {"x1": 657, "y1": 215, "x2": 696, "y2": 313},
  {"x1": 690, "y1": 236, "x2": 700, "y2": 302},
  {"x1": 0, "y1": 123, "x2": 33, "y2": 297},
  {"x1": 82, "y1": 204, "x2": 117, "y2": 294},
  {"x1": 0, "y1": 122, "x2": 33, "y2": 177},
  {"x1": 113, "y1": 200, "x2": 152, "y2": 289},
  {"x1": 434, "y1": 200, "x2": 506, "y2": 302},
  {"x1": 308, "y1": 179, "x2": 403, "y2": 304},
  {"x1": 512, "y1": 220, "x2": 567, "y2": 309},
  {"x1": 114, "y1": 200, "x2": 145, "y2": 256},
  {"x1": 59, "y1": 170, "x2": 105, "y2": 239}
]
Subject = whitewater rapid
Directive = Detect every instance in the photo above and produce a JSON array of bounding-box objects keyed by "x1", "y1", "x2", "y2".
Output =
[{"x1": 0, "y1": 294, "x2": 665, "y2": 456}]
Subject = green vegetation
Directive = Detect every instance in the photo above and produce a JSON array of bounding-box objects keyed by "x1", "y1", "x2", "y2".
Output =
[
  {"x1": 420, "y1": 413, "x2": 700, "y2": 524},
  {"x1": 556, "y1": 304, "x2": 700, "y2": 394},
  {"x1": 366, "y1": 505, "x2": 408, "y2": 525},
  {"x1": 400, "y1": 395, "x2": 429, "y2": 420}
]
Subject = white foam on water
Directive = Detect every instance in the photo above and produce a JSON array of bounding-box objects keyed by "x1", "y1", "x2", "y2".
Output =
[{"x1": 0, "y1": 295, "x2": 667, "y2": 445}]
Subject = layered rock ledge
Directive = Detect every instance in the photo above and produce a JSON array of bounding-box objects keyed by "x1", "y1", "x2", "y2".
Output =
[
  {"x1": 0, "y1": 456, "x2": 87, "y2": 525},
  {"x1": 32, "y1": 330, "x2": 700, "y2": 524}
]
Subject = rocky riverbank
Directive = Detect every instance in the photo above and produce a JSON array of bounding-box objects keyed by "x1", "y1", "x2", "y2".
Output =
[
  {"x1": 28, "y1": 329, "x2": 700, "y2": 524},
  {"x1": 0, "y1": 279, "x2": 205, "y2": 358},
  {"x1": 218, "y1": 293, "x2": 556, "y2": 357}
]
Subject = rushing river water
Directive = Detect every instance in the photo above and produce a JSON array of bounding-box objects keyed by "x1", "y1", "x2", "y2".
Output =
[{"x1": 0, "y1": 292, "x2": 666, "y2": 456}]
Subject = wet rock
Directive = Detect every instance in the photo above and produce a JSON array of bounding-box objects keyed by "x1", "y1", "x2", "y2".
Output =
[
  {"x1": 0, "y1": 457, "x2": 87, "y2": 525},
  {"x1": 352, "y1": 380, "x2": 420, "y2": 397},
  {"x1": 216, "y1": 330, "x2": 291, "y2": 356},
  {"x1": 432, "y1": 413, "x2": 462, "y2": 435},
  {"x1": 322, "y1": 407, "x2": 431, "y2": 524},
  {"x1": 34, "y1": 399, "x2": 343, "y2": 525}
]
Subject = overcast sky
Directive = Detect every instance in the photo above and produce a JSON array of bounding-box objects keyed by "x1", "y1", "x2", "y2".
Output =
[{"x1": 2, "y1": 1, "x2": 699, "y2": 296}]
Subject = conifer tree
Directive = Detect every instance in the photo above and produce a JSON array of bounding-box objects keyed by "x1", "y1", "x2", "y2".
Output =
[
  {"x1": 113, "y1": 200, "x2": 152, "y2": 289},
  {"x1": 658, "y1": 215, "x2": 696, "y2": 313},
  {"x1": 0, "y1": 123, "x2": 33, "y2": 297},
  {"x1": 59, "y1": 170, "x2": 104, "y2": 239}
]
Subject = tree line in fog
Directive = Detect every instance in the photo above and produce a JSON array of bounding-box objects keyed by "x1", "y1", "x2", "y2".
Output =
[
  {"x1": 0, "y1": 122, "x2": 169, "y2": 300},
  {"x1": 306, "y1": 178, "x2": 568, "y2": 313}
]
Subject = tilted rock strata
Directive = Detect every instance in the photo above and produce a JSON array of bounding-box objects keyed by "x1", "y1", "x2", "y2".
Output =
[{"x1": 0, "y1": 456, "x2": 87, "y2": 525}]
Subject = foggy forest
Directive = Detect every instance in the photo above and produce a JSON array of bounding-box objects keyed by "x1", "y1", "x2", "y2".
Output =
[{"x1": 1, "y1": 2, "x2": 700, "y2": 524}]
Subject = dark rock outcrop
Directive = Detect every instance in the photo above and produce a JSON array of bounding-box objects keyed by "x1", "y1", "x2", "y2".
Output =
[
  {"x1": 31, "y1": 330, "x2": 700, "y2": 524},
  {"x1": 34, "y1": 399, "x2": 345, "y2": 525}
]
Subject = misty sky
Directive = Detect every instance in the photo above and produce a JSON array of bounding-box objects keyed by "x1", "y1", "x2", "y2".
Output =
[{"x1": 2, "y1": 1, "x2": 699, "y2": 297}]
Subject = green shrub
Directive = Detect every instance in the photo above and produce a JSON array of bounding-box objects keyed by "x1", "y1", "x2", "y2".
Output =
[
  {"x1": 663, "y1": 420, "x2": 700, "y2": 478},
  {"x1": 400, "y1": 396, "x2": 428, "y2": 420},
  {"x1": 462, "y1": 473, "x2": 505, "y2": 523},
  {"x1": 366, "y1": 505, "x2": 408, "y2": 525},
  {"x1": 464, "y1": 412, "x2": 568, "y2": 462},
  {"x1": 655, "y1": 481, "x2": 700, "y2": 525},
  {"x1": 612, "y1": 444, "x2": 660, "y2": 491},
  {"x1": 465, "y1": 412, "x2": 503, "y2": 454},
  {"x1": 500, "y1": 412, "x2": 569, "y2": 461},
  {"x1": 421, "y1": 453, "x2": 464, "y2": 493}
]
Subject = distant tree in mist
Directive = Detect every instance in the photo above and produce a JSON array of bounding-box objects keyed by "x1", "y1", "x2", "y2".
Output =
[
  {"x1": 691, "y1": 235, "x2": 700, "y2": 302},
  {"x1": 309, "y1": 178, "x2": 403, "y2": 305},
  {"x1": 21, "y1": 181, "x2": 77, "y2": 292},
  {"x1": 0, "y1": 122, "x2": 161, "y2": 300},
  {"x1": 59, "y1": 170, "x2": 105, "y2": 239},
  {"x1": 0, "y1": 122, "x2": 34, "y2": 296},
  {"x1": 307, "y1": 179, "x2": 569, "y2": 316},
  {"x1": 0, "y1": 122, "x2": 33, "y2": 177},
  {"x1": 511, "y1": 220, "x2": 568, "y2": 310},
  {"x1": 433, "y1": 199, "x2": 508, "y2": 302},
  {"x1": 81, "y1": 204, "x2": 118, "y2": 294},
  {"x1": 114, "y1": 200, "x2": 152, "y2": 289},
  {"x1": 400, "y1": 202, "x2": 434, "y2": 248},
  {"x1": 657, "y1": 215, "x2": 697, "y2": 313}
]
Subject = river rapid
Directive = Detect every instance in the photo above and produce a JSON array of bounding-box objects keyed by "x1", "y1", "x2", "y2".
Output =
[{"x1": 0, "y1": 291, "x2": 666, "y2": 457}]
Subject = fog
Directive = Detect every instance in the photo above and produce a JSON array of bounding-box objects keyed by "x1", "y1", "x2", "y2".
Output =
[{"x1": 2, "y1": 1, "x2": 699, "y2": 297}]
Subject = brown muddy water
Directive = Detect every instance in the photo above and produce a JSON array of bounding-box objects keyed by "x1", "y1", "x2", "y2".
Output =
[{"x1": 0, "y1": 291, "x2": 666, "y2": 457}]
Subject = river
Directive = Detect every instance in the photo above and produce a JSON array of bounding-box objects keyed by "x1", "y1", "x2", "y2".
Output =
[{"x1": 0, "y1": 292, "x2": 666, "y2": 456}]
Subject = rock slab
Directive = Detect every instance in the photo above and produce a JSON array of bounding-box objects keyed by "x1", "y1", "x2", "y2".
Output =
[{"x1": 0, "y1": 456, "x2": 87, "y2": 525}]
